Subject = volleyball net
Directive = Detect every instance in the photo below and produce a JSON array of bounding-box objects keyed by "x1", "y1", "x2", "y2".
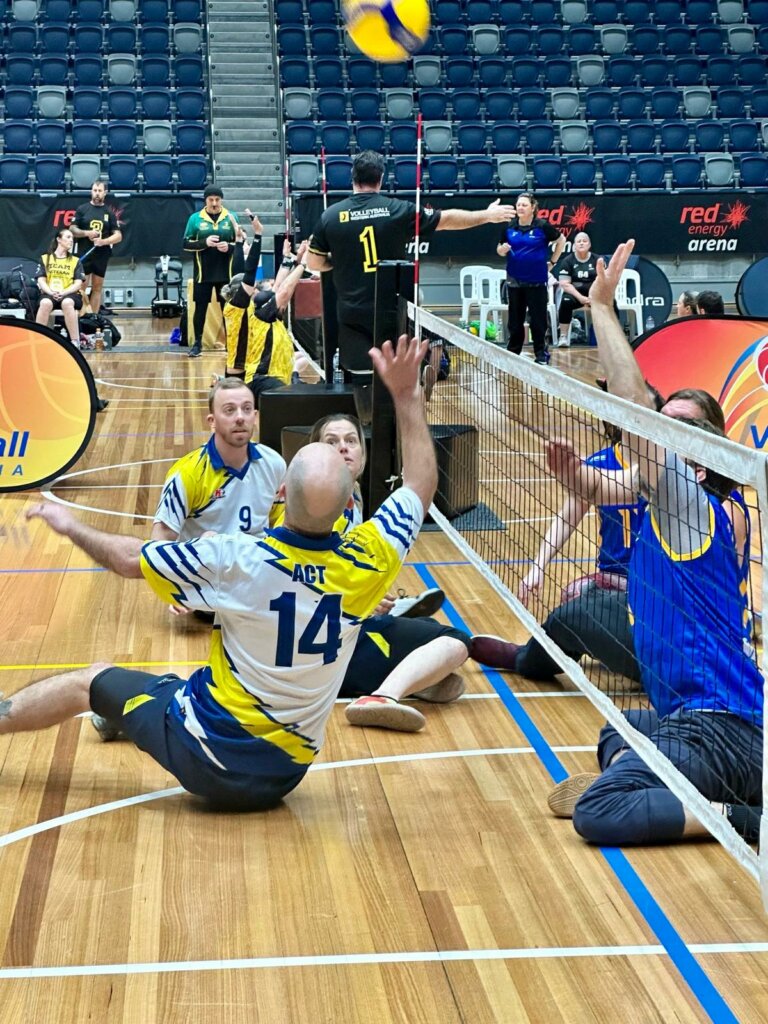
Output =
[{"x1": 406, "y1": 301, "x2": 767, "y2": 905}]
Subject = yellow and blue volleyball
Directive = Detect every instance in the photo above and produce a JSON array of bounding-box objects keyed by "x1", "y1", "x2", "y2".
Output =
[{"x1": 342, "y1": 0, "x2": 430, "y2": 63}]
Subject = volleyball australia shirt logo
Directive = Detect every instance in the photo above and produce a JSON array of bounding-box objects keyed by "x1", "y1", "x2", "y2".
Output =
[{"x1": 339, "y1": 211, "x2": 349, "y2": 223}]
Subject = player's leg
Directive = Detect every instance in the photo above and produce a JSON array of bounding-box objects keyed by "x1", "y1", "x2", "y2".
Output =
[
  {"x1": 528, "y1": 286, "x2": 550, "y2": 363},
  {"x1": 190, "y1": 281, "x2": 213, "y2": 357},
  {"x1": 60, "y1": 296, "x2": 80, "y2": 346},
  {"x1": 88, "y1": 271, "x2": 106, "y2": 315},
  {"x1": 0, "y1": 663, "x2": 112, "y2": 735},
  {"x1": 556, "y1": 294, "x2": 577, "y2": 346},
  {"x1": 36, "y1": 295, "x2": 54, "y2": 327},
  {"x1": 505, "y1": 286, "x2": 526, "y2": 354}
]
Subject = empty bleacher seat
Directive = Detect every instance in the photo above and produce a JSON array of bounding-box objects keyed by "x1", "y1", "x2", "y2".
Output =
[
  {"x1": 440, "y1": 25, "x2": 469, "y2": 54},
  {"x1": 463, "y1": 156, "x2": 495, "y2": 189},
  {"x1": 174, "y1": 23, "x2": 203, "y2": 53},
  {"x1": 727, "y1": 25, "x2": 755, "y2": 52},
  {"x1": 518, "y1": 89, "x2": 547, "y2": 119},
  {"x1": 70, "y1": 155, "x2": 103, "y2": 190},
  {"x1": 325, "y1": 157, "x2": 353, "y2": 191},
  {"x1": 683, "y1": 86, "x2": 713, "y2": 117},
  {"x1": 7, "y1": 23, "x2": 37, "y2": 52},
  {"x1": 728, "y1": 118, "x2": 759, "y2": 150},
  {"x1": 497, "y1": 155, "x2": 528, "y2": 188},
  {"x1": 142, "y1": 25, "x2": 170, "y2": 54},
  {"x1": 4, "y1": 87, "x2": 35, "y2": 119},
  {"x1": 707, "y1": 56, "x2": 737, "y2": 85},
  {"x1": 413, "y1": 56, "x2": 442, "y2": 88},
  {"x1": 143, "y1": 121, "x2": 174, "y2": 154},
  {"x1": 717, "y1": 87, "x2": 747, "y2": 116},
  {"x1": 356, "y1": 121, "x2": 385, "y2": 150},
  {"x1": 34, "y1": 155, "x2": 66, "y2": 190},
  {"x1": 704, "y1": 153, "x2": 735, "y2": 186},
  {"x1": 427, "y1": 156, "x2": 460, "y2": 190},
  {"x1": 525, "y1": 121, "x2": 556, "y2": 152},
  {"x1": 12, "y1": 0, "x2": 39, "y2": 20},
  {"x1": 139, "y1": 0, "x2": 170, "y2": 22},
  {"x1": 576, "y1": 56, "x2": 605, "y2": 87},
  {"x1": 649, "y1": 87, "x2": 681, "y2": 119},
  {"x1": 471, "y1": 25, "x2": 500, "y2": 55},
  {"x1": 285, "y1": 121, "x2": 316, "y2": 154},
  {"x1": 39, "y1": 23, "x2": 70, "y2": 54},
  {"x1": 392, "y1": 157, "x2": 418, "y2": 190},
  {"x1": 319, "y1": 121, "x2": 351, "y2": 154},
  {"x1": 107, "y1": 23, "x2": 137, "y2": 52},
  {"x1": 108, "y1": 87, "x2": 139, "y2": 119},
  {"x1": 660, "y1": 120, "x2": 691, "y2": 152},
  {"x1": 72, "y1": 88, "x2": 103, "y2": 119},
  {"x1": 172, "y1": 0, "x2": 201, "y2": 17},
  {"x1": 601, "y1": 156, "x2": 633, "y2": 188},
  {"x1": 108, "y1": 155, "x2": 140, "y2": 189},
  {"x1": 106, "y1": 54, "x2": 136, "y2": 86},
  {"x1": 543, "y1": 58, "x2": 573, "y2": 87},
  {"x1": 177, "y1": 155, "x2": 207, "y2": 189},
  {"x1": 143, "y1": 87, "x2": 173, "y2": 119},
  {"x1": 484, "y1": 90, "x2": 515, "y2": 119},
  {"x1": 664, "y1": 26, "x2": 693, "y2": 56},
  {"x1": 584, "y1": 89, "x2": 615, "y2": 119},
  {"x1": 592, "y1": 120, "x2": 624, "y2": 153},
  {"x1": 671, "y1": 155, "x2": 703, "y2": 188},
  {"x1": 280, "y1": 58, "x2": 311, "y2": 88},
  {"x1": 696, "y1": 27, "x2": 726, "y2": 55},
  {"x1": 635, "y1": 155, "x2": 666, "y2": 188},
  {"x1": 0, "y1": 156, "x2": 30, "y2": 189},
  {"x1": 345, "y1": 58, "x2": 376, "y2": 87},
  {"x1": 283, "y1": 88, "x2": 313, "y2": 120},
  {"x1": 316, "y1": 89, "x2": 347, "y2": 121},
  {"x1": 617, "y1": 88, "x2": 647, "y2": 118},
  {"x1": 72, "y1": 120, "x2": 103, "y2": 153},
  {"x1": 551, "y1": 88, "x2": 581, "y2": 119},
  {"x1": 2, "y1": 120, "x2": 34, "y2": 153},
  {"x1": 424, "y1": 121, "x2": 454, "y2": 154},
  {"x1": 559, "y1": 121, "x2": 590, "y2": 153},
  {"x1": 36, "y1": 85, "x2": 67, "y2": 119},
  {"x1": 174, "y1": 55, "x2": 203, "y2": 86},
  {"x1": 446, "y1": 57, "x2": 476, "y2": 87},
  {"x1": 40, "y1": 55, "x2": 70, "y2": 85},
  {"x1": 314, "y1": 57, "x2": 344, "y2": 87},
  {"x1": 739, "y1": 154, "x2": 768, "y2": 186},
  {"x1": 110, "y1": 0, "x2": 137, "y2": 20},
  {"x1": 350, "y1": 89, "x2": 380, "y2": 121},
  {"x1": 625, "y1": 119, "x2": 657, "y2": 152},
  {"x1": 490, "y1": 121, "x2": 523, "y2": 153},
  {"x1": 108, "y1": 120, "x2": 139, "y2": 154},
  {"x1": 390, "y1": 122, "x2": 418, "y2": 153},
  {"x1": 606, "y1": 56, "x2": 637, "y2": 87},
  {"x1": 533, "y1": 156, "x2": 564, "y2": 188},
  {"x1": 640, "y1": 57, "x2": 670, "y2": 87},
  {"x1": 601, "y1": 25, "x2": 629, "y2": 56},
  {"x1": 73, "y1": 24, "x2": 104, "y2": 53},
  {"x1": 452, "y1": 90, "x2": 483, "y2": 120},
  {"x1": 672, "y1": 56, "x2": 705, "y2": 86},
  {"x1": 456, "y1": 122, "x2": 487, "y2": 154},
  {"x1": 384, "y1": 89, "x2": 414, "y2": 120},
  {"x1": 36, "y1": 119, "x2": 67, "y2": 153},
  {"x1": 566, "y1": 156, "x2": 597, "y2": 188},
  {"x1": 510, "y1": 58, "x2": 541, "y2": 87},
  {"x1": 142, "y1": 155, "x2": 175, "y2": 189}
]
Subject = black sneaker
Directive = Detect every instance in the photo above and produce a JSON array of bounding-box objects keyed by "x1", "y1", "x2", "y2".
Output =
[
  {"x1": 96, "y1": 397, "x2": 109, "y2": 412},
  {"x1": 188, "y1": 342, "x2": 202, "y2": 358},
  {"x1": 100, "y1": 306, "x2": 118, "y2": 316}
]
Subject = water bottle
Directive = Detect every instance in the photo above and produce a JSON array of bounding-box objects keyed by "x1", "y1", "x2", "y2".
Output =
[
  {"x1": 93, "y1": 329, "x2": 104, "y2": 351},
  {"x1": 332, "y1": 351, "x2": 344, "y2": 384},
  {"x1": 644, "y1": 314, "x2": 655, "y2": 332},
  {"x1": 103, "y1": 328, "x2": 112, "y2": 350}
]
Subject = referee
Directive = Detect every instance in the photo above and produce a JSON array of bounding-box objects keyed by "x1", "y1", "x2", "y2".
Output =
[{"x1": 307, "y1": 150, "x2": 515, "y2": 371}]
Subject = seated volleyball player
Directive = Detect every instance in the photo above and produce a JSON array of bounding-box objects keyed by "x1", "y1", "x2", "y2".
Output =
[
  {"x1": 22, "y1": 335, "x2": 436, "y2": 811},
  {"x1": 546, "y1": 240, "x2": 763, "y2": 846}
]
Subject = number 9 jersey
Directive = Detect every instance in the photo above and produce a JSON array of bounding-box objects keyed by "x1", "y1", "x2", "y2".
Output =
[{"x1": 139, "y1": 487, "x2": 424, "y2": 776}]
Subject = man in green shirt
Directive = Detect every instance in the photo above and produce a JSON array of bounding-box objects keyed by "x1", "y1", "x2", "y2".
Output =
[{"x1": 183, "y1": 184, "x2": 239, "y2": 358}]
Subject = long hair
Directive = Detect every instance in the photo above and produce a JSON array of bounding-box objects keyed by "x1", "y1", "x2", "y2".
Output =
[
  {"x1": 516, "y1": 191, "x2": 539, "y2": 215},
  {"x1": 48, "y1": 227, "x2": 72, "y2": 256}
]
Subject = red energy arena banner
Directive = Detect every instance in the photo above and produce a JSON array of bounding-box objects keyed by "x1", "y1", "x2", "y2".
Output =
[
  {"x1": 0, "y1": 319, "x2": 96, "y2": 491},
  {"x1": 634, "y1": 316, "x2": 768, "y2": 449}
]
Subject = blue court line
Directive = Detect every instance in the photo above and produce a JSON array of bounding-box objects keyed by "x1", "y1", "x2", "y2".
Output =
[
  {"x1": 0, "y1": 567, "x2": 107, "y2": 575},
  {"x1": 412, "y1": 561, "x2": 740, "y2": 1024}
]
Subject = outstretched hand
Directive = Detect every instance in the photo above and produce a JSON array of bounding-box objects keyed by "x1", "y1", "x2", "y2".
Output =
[
  {"x1": 369, "y1": 334, "x2": 429, "y2": 402},
  {"x1": 26, "y1": 501, "x2": 77, "y2": 537},
  {"x1": 589, "y1": 239, "x2": 635, "y2": 307},
  {"x1": 546, "y1": 439, "x2": 583, "y2": 491},
  {"x1": 486, "y1": 198, "x2": 517, "y2": 223}
]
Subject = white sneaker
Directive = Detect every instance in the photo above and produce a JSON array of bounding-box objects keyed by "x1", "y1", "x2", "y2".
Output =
[
  {"x1": 390, "y1": 587, "x2": 446, "y2": 618},
  {"x1": 412, "y1": 673, "x2": 466, "y2": 703},
  {"x1": 553, "y1": 336, "x2": 571, "y2": 348}
]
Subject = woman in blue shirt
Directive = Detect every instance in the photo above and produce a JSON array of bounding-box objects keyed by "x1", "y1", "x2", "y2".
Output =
[{"x1": 497, "y1": 193, "x2": 566, "y2": 364}]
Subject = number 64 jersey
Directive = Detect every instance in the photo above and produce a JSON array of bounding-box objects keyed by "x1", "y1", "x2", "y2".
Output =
[{"x1": 139, "y1": 487, "x2": 424, "y2": 777}]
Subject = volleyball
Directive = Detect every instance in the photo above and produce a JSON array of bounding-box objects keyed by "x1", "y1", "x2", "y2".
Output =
[{"x1": 342, "y1": 0, "x2": 430, "y2": 63}]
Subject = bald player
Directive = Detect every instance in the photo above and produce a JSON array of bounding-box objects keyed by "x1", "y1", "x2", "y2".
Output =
[{"x1": 21, "y1": 334, "x2": 436, "y2": 811}]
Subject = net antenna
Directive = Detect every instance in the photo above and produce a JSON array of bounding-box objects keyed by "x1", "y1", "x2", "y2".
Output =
[
  {"x1": 412, "y1": 113, "x2": 423, "y2": 341},
  {"x1": 409, "y1": 301, "x2": 768, "y2": 910},
  {"x1": 320, "y1": 146, "x2": 328, "y2": 211}
]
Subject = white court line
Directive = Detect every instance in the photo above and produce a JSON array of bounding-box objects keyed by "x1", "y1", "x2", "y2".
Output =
[
  {"x1": 42, "y1": 457, "x2": 177, "y2": 519},
  {"x1": 0, "y1": 942, "x2": 766, "y2": 980},
  {"x1": 0, "y1": 746, "x2": 595, "y2": 852},
  {"x1": 96, "y1": 379, "x2": 207, "y2": 394}
]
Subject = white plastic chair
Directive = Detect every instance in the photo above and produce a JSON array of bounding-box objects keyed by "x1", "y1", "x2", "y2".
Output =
[
  {"x1": 615, "y1": 268, "x2": 644, "y2": 339},
  {"x1": 477, "y1": 269, "x2": 508, "y2": 340},
  {"x1": 459, "y1": 264, "x2": 491, "y2": 323}
]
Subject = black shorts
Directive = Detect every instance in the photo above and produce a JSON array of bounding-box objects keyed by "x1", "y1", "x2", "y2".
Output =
[
  {"x1": 42, "y1": 293, "x2": 84, "y2": 311},
  {"x1": 247, "y1": 374, "x2": 285, "y2": 406},
  {"x1": 81, "y1": 250, "x2": 110, "y2": 278},
  {"x1": 90, "y1": 667, "x2": 307, "y2": 811},
  {"x1": 340, "y1": 615, "x2": 471, "y2": 698}
]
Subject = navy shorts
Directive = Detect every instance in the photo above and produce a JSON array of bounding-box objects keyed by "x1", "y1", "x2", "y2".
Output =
[
  {"x1": 340, "y1": 615, "x2": 471, "y2": 698},
  {"x1": 90, "y1": 667, "x2": 307, "y2": 811}
]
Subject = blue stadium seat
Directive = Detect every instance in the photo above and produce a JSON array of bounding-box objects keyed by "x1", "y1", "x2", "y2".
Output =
[
  {"x1": 660, "y1": 120, "x2": 691, "y2": 152},
  {"x1": 107, "y1": 87, "x2": 138, "y2": 119},
  {"x1": 45, "y1": 0, "x2": 74, "y2": 19},
  {"x1": 634, "y1": 155, "x2": 666, "y2": 188},
  {"x1": 606, "y1": 57, "x2": 638, "y2": 87},
  {"x1": 390, "y1": 122, "x2": 418, "y2": 154},
  {"x1": 5, "y1": 56, "x2": 36, "y2": 86},
  {"x1": 706, "y1": 57, "x2": 736, "y2": 86},
  {"x1": 624, "y1": 1, "x2": 652, "y2": 21},
  {"x1": 74, "y1": 0, "x2": 104, "y2": 20},
  {"x1": 172, "y1": 0, "x2": 202, "y2": 18},
  {"x1": 108, "y1": 156, "x2": 140, "y2": 189},
  {"x1": 517, "y1": 89, "x2": 547, "y2": 120},
  {"x1": 175, "y1": 120, "x2": 206, "y2": 153},
  {"x1": 511, "y1": 58, "x2": 541, "y2": 87},
  {"x1": 306, "y1": 0, "x2": 337, "y2": 24},
  {"x1": 72, "y1": 88, "x2": 103, "y2": 119},
  {"x1": 601, "y1": 156, "x2": 633, "y2": 188},
  {"x1": 380, "y1": 64, "x2": 410, "y2": 88},
  {"x1": 108, "y1": 121, "x2": 139, "y2": 154},
  {"x1": 73, "y1": 55, "x2": 103, "y2": 86},
  {"x1": 639, "y1": 57, "x2": 670, "y2": 86},
  {"x1": 72, "y1": 120, "x2": 104, "y2": 153},
  {"x1": 174, "y1": 23, "x2": 203, "y2": 54},
  {"x1": 356, "y1": 122, "x2": 385, "y2": 151},
  {"x1": 39, "y1": 23, "x2": 70, "y2": 53},
  {"x1": 664, "y1": 26, "x2": 693, "y2": 56},
  {"x1": 584, "y1": 88, "x2": 615, "y2": 119},
  {"x1": 142, "y1": 87, "x2": 173, "y2": 119},
  {"x1": 324, "y1": 157, "x2": 353, "y2": 191},
  {"x1": 38, "y1": 90, "x2": 70, "y2": 121},
  {"x1": 34, "y1": 155, "x2": 66, "y2": 190},
  {"x1": 593, "y1": 0, "x2": 620, "y2": 19},
  {"x1": 748, "y1": 0, "x2": 768, "y2": 20},
  {"x1": 440, "y1": 26, "x2": 469, "y2": 54},
  {"x1": 463, "y1": 156, "x2": 495, "y2": 189},
  {"x1": 419, "y1": 90, "x2": 449, "y2": 119},
  {"x1": 737, "y1": 55, "x2": 767, "y2": 84},
  {"x1": 427, "y1": 156, "x2": 460, "y2": 190},
  {"x1": 531, "y1": 1, "x2": 558, "y2": 22},
  {"x1": 319, "y1": 121, "x2": 351, "y2": 155},
  {"x1": 566, "y1": 156, "x2": 597, "y2": 188},
  {"x1": 280, "y1": 58, "x2": 311, "y2": 88},
  {"x1": 632, "y1": 27, "x2": 661, "y2": 55},
  {"x1": 467, "y1": 0, "x2": 495, "y2": 21},
  {"x1": 316, "y1": 89, "x2": 347, "y2": 121},
  {"x1": 139, "y1": 0, "x2": 170, "y2": 22},
  {"x1": 141, "y1": 25, "x2": 169, "y2": 54},
  {"x1": 456, "y1": 122, "x2": 487, "y2": 154},
  {"x1": 694, "y1": 119, "x2": 726, "y2": 150},
  {"x1": 285, "y1": 121, "x2": 316, "y2": 154},
  {"x1": 108, "y1": 24, "x2": 137, "y2": 52},
  {"x1": 671, "y1": 155, "x2": 702, "y2": 187},
  {"x1": 142, "y1": 56, "x2": 171, "y2": 86},
  {"x1": 592, "y1": 120, "x2": 624, "y2": 153},
  {"x1": 568, "y1": 27, "x2": 597, "y2": 55},
  {"x1": 277, "y1": 27, "x2": 306, "y2": 55},
  {"x1": 497, "y1": 0, "x2": 526, "y2": 23},
  {"x1": 717, "y1": 88, "x2": 747, "y2": 117},
  {"x1": 309, "y1": 28, "x2": 339, "y2": 55},
  {"x1": 671, "y1": 56, "x2": 705, "y2": 86},
  {"x1": 533, "y1": 157, "x2": 563, "y2": 188},
  {"x1": 728, "y1": 119, "x2": 759, "y2": 151},
  {"x1": 450, "y1": 90, "x2": 481, "y2": 120},
  {"x1": 536, "y1": 27, "x2": 565, "y2": 55},
  {"x1": 650, "y1": 88, "x2": 681, "y2": 119},
  {"x1": 350, "y1": 89, "x2": 380, "y2": 121},
  {"x1": 2, "y1": 121, "x2": 34, "y2": 153},
  {"x1": 543, "y1": 58, "x2": 573, "y2": 87},
  {"x1": 739, "y1": 154, "x2": 768, "y2": 186},
  {"x1": 504, "y1": 27, "x2": 532, "y2": 55},
  {"x1": 142, "y1": 156, "x2": 175, "y2": 190},
  {"x1": 687, "y1": 0, "x2": 715, "y2": 23},
  {"x1": 177, "y1": 155, "x2": 207, "y2": 189},
  {"x1": 625, "y1": 120, "x2": 657, "y2": 152},
  {"x1": 7, "y1": 24, "x2": 37, "y2": 52},
  {"x1": 476, "y1": 57, "x2": 507, "y2": 87},
  {"x1": 434, "y1": 0, "x2": 464, "y2": 23},
  {"x1": 490, "y1": 121, "x2": 523, "y2": 153},
  {"x1": 392, "y1": 157, "x2": 418, "y2": 190},
  {"x1": 345, "y1": 58, "x2": 376, "y2": 87},
  {"x1": 525, "y1": 121, "x2": 556, "y2": 152},
  {"x1": 36, "y1": 119, "x2": 67, "y2": 153},
  {"x1": 484, "y1": 90, "x2": 515, "y2": 120},
  {"x1": 0, "y1": 156, "x2": 30, "y2": 189},
  {"x1": 73, "y1": 24, "x2": 104, "y2": 53},
  {"x1": 750, "y1": 87, "x2": 768, "y2": 117},
  {"x1": 654, "y1": 0, "x2": 683, "y2": 22},
  {"x1": 384, "y1": 88, "x2": 414, "y2": 120},
  {"x1": 174, "y1": 55, "x2": 203, "y2": 86},
  {"x1": 275, "y1": 0, "x2": 303, "y2": 23},
  {"x1": 4, "y1": 87, "x2": 34, "y2": 119},
  {"x1": 617, "y1": 89, "x2": 647, "y2": 118},
  {"x1": 40, "y1": 55, "x2": 70, "y2": 85},
  {"x1": 695, "y1": 27, "x2": 725, "y2": 55},
  {"x1": 446, "y1": 58, "x2": 476, "y2": 87}
]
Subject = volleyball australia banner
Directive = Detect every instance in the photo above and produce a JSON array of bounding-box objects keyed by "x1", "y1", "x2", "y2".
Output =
[
  {"x1": 635, "y1": 316, "x2": 768, "y2": 449},
  {"x1": 0, "y1": 195, "x2": 197, "y2": 260},
  {"x1": 0, "y1": 320, "x2": 95, "y2": 491},
  {"x1": 296, "y1": 192, "x2": 766, "y2": 259}
]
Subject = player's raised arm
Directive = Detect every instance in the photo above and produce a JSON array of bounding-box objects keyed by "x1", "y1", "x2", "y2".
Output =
[
  {"x1": 437, "y1": 198, "x2": 517, "y2": 231},
  {"x1": 26, "y1": 503, "x2": 144, "y2": 578},
  {"x1": 369, "y1": 335, "x2": 436, "y2": 513}
]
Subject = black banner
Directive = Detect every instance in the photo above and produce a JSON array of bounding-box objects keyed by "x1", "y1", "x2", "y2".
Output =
[
  {"x1": 0, "y1": 194, "x2": 197, "y2": 260},
  {"x1": 296, "y1": 191, "x2": 766, "y2": 261}
]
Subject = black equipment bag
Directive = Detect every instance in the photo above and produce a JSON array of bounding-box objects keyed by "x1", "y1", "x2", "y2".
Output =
[
  {"x1": 0, "y1": 268, "x2": 39, "y2": 317},
  {"x1": 79, "y1": 312, "x2": 122, "y2": 346}
]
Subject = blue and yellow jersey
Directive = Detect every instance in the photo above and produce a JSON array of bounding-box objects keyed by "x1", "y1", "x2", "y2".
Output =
[
  {"x1": 628, "y1": 468, "x2": 762, "y2": 726},
  {"x1": 154, "y1": 436, "x2": 286, "y2": 541},
  {"x1": 243, "y1": 318, "x2": 294, "y2": 386},
  {"x1": 139, "y1": 486, "x2": 424, "y2": 775},
  {"x1": 586, "y1": 444, "x2": 647, "y2": 575}
]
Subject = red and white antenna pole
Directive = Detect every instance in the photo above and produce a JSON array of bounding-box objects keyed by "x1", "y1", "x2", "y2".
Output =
[{"x1": 413, "y1": 112, "x2": 423, "y2": 340}]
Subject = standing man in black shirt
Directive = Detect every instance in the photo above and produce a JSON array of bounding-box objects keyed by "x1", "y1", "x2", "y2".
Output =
[
  {"x1": 183, "y1": 184, "x2": 239, "y2": 358},
  {"x1": 70, "y1": 179, "x2": 122, "y2": 317},
  {"x1": 306, "y1": 150, "x2": 515, "y2": 371},
  {"x1": 555, "y1": 231, "x2": 599, "y2": 347}
]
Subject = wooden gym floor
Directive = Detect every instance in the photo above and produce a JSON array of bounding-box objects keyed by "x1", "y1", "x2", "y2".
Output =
[{"x1": 0, "y1": 316, "x2": 766, "y2": 1023}]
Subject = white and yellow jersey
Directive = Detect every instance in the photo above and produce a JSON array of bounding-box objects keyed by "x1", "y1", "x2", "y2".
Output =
[
  {"x1": 139, "y1": 487, "x2": 424, "y2": 775},
  {"x1": 155, "y1": 436, "x2": 286, "y2": 541}
]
